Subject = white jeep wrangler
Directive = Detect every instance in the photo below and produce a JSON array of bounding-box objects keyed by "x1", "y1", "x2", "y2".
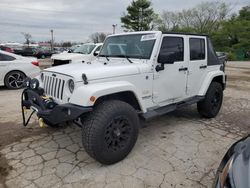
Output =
[{"x1": 22, "y1": 31, "x2": 226, "y2": 164}]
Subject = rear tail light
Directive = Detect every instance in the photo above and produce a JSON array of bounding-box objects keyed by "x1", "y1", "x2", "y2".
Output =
[{"x1": 31, "y1": 61, "x2": 39, "y2": 66}]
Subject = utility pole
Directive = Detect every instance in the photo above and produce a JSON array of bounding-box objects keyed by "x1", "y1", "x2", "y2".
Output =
[
  {"x1": 50, "y1": 29, "x2": 54, "y2": 51},
  {"x1": 112, "y1": 24, "x2": 117, "y2": 34}
]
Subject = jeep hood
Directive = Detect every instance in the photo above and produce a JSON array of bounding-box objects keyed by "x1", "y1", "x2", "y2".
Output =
[
  {"x1": 51, "y1": 53, "x2": 89, "y2": 61},
  {"x1": 44, "y1": 59, "x2": 150, "y2": 81}
]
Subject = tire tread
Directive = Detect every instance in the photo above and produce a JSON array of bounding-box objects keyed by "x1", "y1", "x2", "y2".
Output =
[{"x1": 82, "y1": 100, "x2": 139, "y2": 164}]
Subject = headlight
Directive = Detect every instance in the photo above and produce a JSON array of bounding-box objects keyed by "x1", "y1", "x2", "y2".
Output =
[
  {"x1": 40, "y1": 73, "x2": 44, "y2": 82},
  {"x1": 68, "y1": 79, "x2": 74, "y2": 93},
  {"x1": 30, "y1": 78, "x2": 40, "y2": 90}
]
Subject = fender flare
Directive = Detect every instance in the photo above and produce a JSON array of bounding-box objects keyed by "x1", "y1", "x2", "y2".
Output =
[
  {"x1": 198, "y1": 70, "x2": 226, "y2": 96},
  {"x1": 69, "y1": 81, "x2": 145, "y2": 111}
]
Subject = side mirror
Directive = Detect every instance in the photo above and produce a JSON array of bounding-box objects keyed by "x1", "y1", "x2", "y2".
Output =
[
  {"x1": 94, "y1": 51, "x2": 100, "y2": 56},
  {"x1": 158, "y1": 53, "x2": 175, "y2": 64}
]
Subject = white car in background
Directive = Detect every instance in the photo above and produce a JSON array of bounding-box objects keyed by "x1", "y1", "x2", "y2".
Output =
[
  {"x1": 0, "y1": 50, "x2": 40, "y2": 89},
  {"x1": 51, "y1": 43, "x2": 103, "y2": 66}
]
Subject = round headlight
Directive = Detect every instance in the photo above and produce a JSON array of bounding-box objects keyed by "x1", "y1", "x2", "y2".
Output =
[
  {"x1": 40, "y1": 73, "x2": 44, "y2": 82},
  {"x1": 68, "y1": 79, "x2": 74, "y2": 93},
  {"x1": 30, "y1": 78, "x2": 39, "y2": 90}
]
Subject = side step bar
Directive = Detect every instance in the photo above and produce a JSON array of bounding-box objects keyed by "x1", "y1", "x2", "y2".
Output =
[{"x1": 141, "y1": 96, "x2": 204, "y2": 120}]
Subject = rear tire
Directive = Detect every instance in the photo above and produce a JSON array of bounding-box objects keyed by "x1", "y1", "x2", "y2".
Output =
[
  {"x1": 5, "y1": 71, "x2": 26, "y2": 89},
  {"x1": 81, "y1": 100, "x2": 139, "y2": 165},
  {"x1": 197, "y1": 82, "x2": 223, "y2": 118}
]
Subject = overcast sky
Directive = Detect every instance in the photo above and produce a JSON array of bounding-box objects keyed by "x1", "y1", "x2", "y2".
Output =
[{"x1": 0, "y1": 0, "x2": 249, "y2": 43}]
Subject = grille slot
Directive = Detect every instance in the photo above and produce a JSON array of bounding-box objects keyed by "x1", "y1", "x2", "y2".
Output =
[{"x1": 44, "y1": 75, "x2": 65, "y2": 100}]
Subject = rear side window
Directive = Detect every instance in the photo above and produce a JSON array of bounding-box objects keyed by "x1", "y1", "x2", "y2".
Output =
[
  {"x1": 159, "y1": 37, "x2": 184, "y2": 62},
  {"x1": 190, "y1": 38, "x2": 205, "y2": 60},
  {"x1": 0, "y1": 53, "x2": 16, "y2": 61}
]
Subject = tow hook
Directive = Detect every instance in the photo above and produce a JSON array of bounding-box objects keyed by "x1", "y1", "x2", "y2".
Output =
[{"x1": 38, "y1": 118, "x2": 45, "y2": 128}]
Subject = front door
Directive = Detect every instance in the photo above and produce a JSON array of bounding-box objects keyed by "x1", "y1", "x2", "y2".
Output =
[{"x1": 153, "y1": 35, "x2": 188, "y2": 105}]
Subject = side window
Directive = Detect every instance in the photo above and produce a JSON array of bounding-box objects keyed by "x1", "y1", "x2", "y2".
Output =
[
  {"x1": 190, "y1": 38, "x2": 205, "y2": 60},
  {"x1": 159, "y1": 37, "x2": 184, "y2": 62},
  {"x1": 0, "y1": 53, "x2": 15, "y2": 61}
]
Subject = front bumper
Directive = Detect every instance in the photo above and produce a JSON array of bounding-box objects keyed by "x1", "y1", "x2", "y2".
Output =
[{"x1": 22, "y1": 88, "x2": 92, "y2": 125}]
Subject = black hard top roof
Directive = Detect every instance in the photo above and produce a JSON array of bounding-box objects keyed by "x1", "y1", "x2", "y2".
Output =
[{"x1": 162, "y1": 32, "x2": 208, "y2": 37}]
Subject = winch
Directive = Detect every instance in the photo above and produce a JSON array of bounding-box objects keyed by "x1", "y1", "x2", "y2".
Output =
[{"x1": 40, "y1": 96, "x2": 57, "y2": 110}]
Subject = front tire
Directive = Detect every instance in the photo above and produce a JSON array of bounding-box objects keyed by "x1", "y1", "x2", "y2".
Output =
[
  {"x1": 81, "y1": 100, "x2": 139, "y2": 165},
  {"x1": 197, "y1": 82, "x2": 223, "y2": 118}
]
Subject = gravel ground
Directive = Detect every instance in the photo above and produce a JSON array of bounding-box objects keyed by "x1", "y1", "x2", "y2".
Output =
[{"x1": 0, "y1": 61, "x2": 249, "y2": 188}]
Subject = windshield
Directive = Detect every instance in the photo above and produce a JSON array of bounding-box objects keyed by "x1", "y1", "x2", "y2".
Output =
[
  {"x1": 99, "y1": 34, "x2": 156, "y2": 59},
  {"x1": 73, "y1": 44, "x2": 96, "y2": 54}
]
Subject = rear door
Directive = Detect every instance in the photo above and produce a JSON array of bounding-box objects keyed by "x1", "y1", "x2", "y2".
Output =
[{"x1": 187, "y1": 36, "x2": 207, "y2": 96}]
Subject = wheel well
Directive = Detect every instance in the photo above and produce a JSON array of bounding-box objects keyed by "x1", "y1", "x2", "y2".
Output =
[
  {"x1": 4, "y1": 70, "x2": 26, "y2": 85},
  {"x1": 211, "y1": 75, "x2": 225, "y2": 90},
  {"x1": 94, "y1": 91, "x2": 142, "y2": 111}
]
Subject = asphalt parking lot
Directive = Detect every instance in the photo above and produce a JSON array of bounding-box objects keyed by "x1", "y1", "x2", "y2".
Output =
[{"x1": 0, "y1": 61, "x2": 250, "y2": 188}]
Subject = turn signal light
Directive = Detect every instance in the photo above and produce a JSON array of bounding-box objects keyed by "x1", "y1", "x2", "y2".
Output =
[{"x1": 90, "y1": 96, "x2": 96, "y2": 102}]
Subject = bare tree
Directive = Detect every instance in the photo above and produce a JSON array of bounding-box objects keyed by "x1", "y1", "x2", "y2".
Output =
[
  {"x1": 190, "y1": 2, "x2": 229, "y2": 33},
  {"x1": 98, "y1": 33, "x2": 107, "y2": 43},
  {"x1": 21, "y1": 32, "x2": 32, "y2": 46},
  {"x1": 160, "y1": 11, "x2": 180, "y2": 31},
  {"x1": 159, "y1": 1, "x2": 230, "y2": 34},
  {"x1": 89, "y1": 32, "x2": 108, "y2": 43}
]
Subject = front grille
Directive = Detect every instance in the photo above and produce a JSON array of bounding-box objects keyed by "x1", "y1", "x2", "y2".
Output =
[
  {"x1": 52, "y1": 60, "x2": 70, "y2": 66},
  {"x1": 43, "y1": 75, "x2": 65, "y2": 100}
]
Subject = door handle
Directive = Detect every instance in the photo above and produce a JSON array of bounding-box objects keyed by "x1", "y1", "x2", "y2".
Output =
[
  {"x1": 200, "y1": 65, "x2": 207, "y2": 69},
  {"x1": 179, "y1": 67, "x2": 188, "y2": 71}
]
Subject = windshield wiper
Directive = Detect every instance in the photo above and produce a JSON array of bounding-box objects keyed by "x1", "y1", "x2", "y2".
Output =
[{"x1": 116, "y1": 55, "x2": 134, "y2": 63}]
